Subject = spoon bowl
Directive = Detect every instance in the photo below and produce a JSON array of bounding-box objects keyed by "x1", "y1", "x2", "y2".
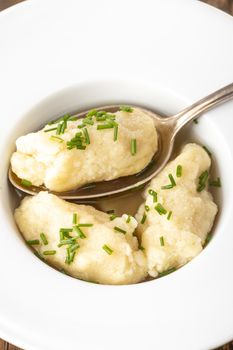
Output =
[{"x1": 9, "y1": 83, "x2": 233, "y2": 200}]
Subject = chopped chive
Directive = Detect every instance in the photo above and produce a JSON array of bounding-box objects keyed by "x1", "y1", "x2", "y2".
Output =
[
  {"x1": 197, "y1": 170, "x2": 209, "y2": 192},
  {"x1": 120, "y1": 105, "x2": 133, "y2": 113},
  {"x1": 97, "y1": 124, "x2": 114, "y2": 130},
  {"x1": 160, "y1": 236, "x2": 165, "y2": 246},
  {"x1": 27, "y1": 239, "x2": 40, "y2": 245},
  {"x1": 114, "y1": 226, "x2": 126, "y2": 234},
  {"x1": 73, "y1": 213, "x2": 77, "y2": 225},
  {"x1": 86, "y1": 109, "x2": 97, "y2": 117},
  {"x1": 68, "y1": 116, "x2": 78, "y2": 121},
  {"x1": 106, "y1": 209, "x2": 115, "y2": 214},
  {"x1": 176, "y1": 165, "x2": 182, "y2": 177},
  {"x1": 69, "y1": 243, "x2": 80, "y2": 252},
  {"x1": 109, "y1": 214, "x2": 117, "y2": 221},
  {"x1": 145, "y1": 205, "x2": 150, "y2": 212},
  {"x1": 167, "y1": 211, "x2": 172, "y2": 220},
  {"x1": 209, "y1": 177, "x2": 221, "y2": 187},
  {"x1": 77, "y1": 124, "x2": 85, "y2": 129},
  {"x1": 96, "y1": 111, "x2": 107, "y2": 117},
  {"x1": 96, "y1": 115, "x2": 107, "y2": 121},
  {"x1": 102, "y1": 244, "x2": 113, "y2": 255},
  {"x1": 83, "y1": 128, "x2": 90, "y2": 144},
  {"x1": 158, "y1": 267, "x2": 176, "y2": 277},
  {"x1": 73, "y1": 225, "x2": 86, "y2": 239},
  {"x1": 139, "y1": 245, "x2": 145, "y2": 251},
  {"x1": 169, "y1": 174, "x2": 176, "y2": 186},
  {"x1": 56, "y1": 123, "x2": 62, "y2": 135},
  {"x1": 126, "y1": 215, "x2": 131, "y2": 223},
  {"x1": 60, "y1": 120, "x2": 67, "y2": 134},
  {"x1": 83, "y1": 118, "x2": 94, "y2": 125},
  {"x1": 161, "y1": 184, "x2": 173, "y2": 190},
  {"x1": 43, "y1": 250, "x2": 56, "y2": 255},
  {"x1": 113, "y1": 124, "x2": 118, "y2": 141},
  {"x1": 50, "y1": 135, "x2": 63, "y2": 143},
  {"x1": 34, "y1": 251, "x2": 45, "y2": 261},
  {"x1": 202, "y1": 145, "x2": 212, "y2": 157},
  {"x1": 155, "y1": 203, "x2": 167, "y2": 215},
  {"x1": 58, "y1": 238, "x2": 77, "y2": 247},
  {"x1": 44, "y1": 127, "x2": 57, "y2": 132},
  {"x1": 21, "y1": 179, "x2": 32, "y2": 187},
  {"x1": 131, "y1": 138, "x2": 137, "y2": 155},
  {"x1": 65, "y1": 248, "x2": 70, "y2": 264},
  {"x1": 148, "y1": 189, "x2": 157, "y2": 202},
  {"x1": 40, "y1": 233, "x2": 48, "y2": 245},
  {"x1": 141, "y1": 213, "x2": 147, "y2": 224},
  {"x1": 78, "y1": 223, "x2": 93, "y2": 227},
  {"x1": 193, "y1": 119, "x2": 198, "y2": 124}
]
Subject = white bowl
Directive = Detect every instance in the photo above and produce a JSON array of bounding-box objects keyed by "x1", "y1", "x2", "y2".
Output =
[{"x1": 0, "y1": 1, "x2": 233, "y2": 350}]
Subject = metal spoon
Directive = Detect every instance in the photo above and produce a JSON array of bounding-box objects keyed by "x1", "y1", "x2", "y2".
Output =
[{"x1": 9, "y1": 82, "x2": 233, "y2": 200}]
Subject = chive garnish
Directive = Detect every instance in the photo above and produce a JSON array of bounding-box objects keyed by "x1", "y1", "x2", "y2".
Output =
[
  {"x1": 27, "y1": 239, "x2": 40, "y2": 245},
  {"x1": 114, "y1": 124, "x2": 118, "y2": 141},
  {"x1": 161, "y1": 184, "x2": 173, "y2": 190},
  {"x1": 202, "y1": 145, "x2": 212, "y2": 157},
  {"x1": 83, "y1": 128, "x2": 90, "y2": 144},
  {"x1": 145, "y1": 205, "x2": 150, "y2": 212},
  {"x1": 67, "y1": 132, "x2": 86, "y2": 150},
  {"x1": 86, "y1": 109, "x2": 97, "y2": 117},
  {"x1": 109, "y1": 214, "x2": 117, "y2": 221},
  {"x1": 167, "y1": 211, "x2": 172, "y2": 220},
  {"x1": 114, "y1": 226, "x2": 126, "y2": 234},
  {"x1": 73, "y1": 225, "x2": 86, "y2": 239},
  {"x1": 102, "y1": 244, "x2": 113, "y2": 255},
  {"x1": 40, "y1": 233, "x2": 48, "y2": 245},
  {"x1": 97, "y1": 124, "x2": 114, "y2": 130},
  {"x1": 50, "y1": 135, "x2": 63, "y2": 143},
  {"x1": 43, "y1": 250, "x2": 56, "y2": 255},
  {"x1": 131, "y1": 139, "x2": 137, "y2": 155},
  {"x1": 139, "y1": 245, "x2": 145, "y2": 251},
  {"x1": 21, "y1": 179, "x2": 32, "y2": 187},
  {"x1": 197, "y1": 170, "x2": 209, "y2": 192},
  {"x1": 69, "y1": 243, "x2": 80, "y2": 252},
  {"x1": 141, "y1": 213, "x2": 147, "y2": 224},
  {"x1": 96, "y1": 115, "x2": 107, "y2": 121},
  {"x1": 44, "y1": 127, "x2": 57, "y2": 132},
  {"x1": 155, "y1": 203, "x2": 167, "y2": 215},
  {"x1": 96, "y1": 111, "x2": 107, "y2": 118},
  {"x1": 161, "y1": 173, "x2": 176, "y2": 189},
  {"x1": 83, "y1": 118, "x2": 94, "y2": 126},
  {"x1": 160, "y1": 236, "x2": 165, "y2": 246},
  {"x1": 120, "y1": 105, "x2": 133, "y2": 113},
  {"x1": 209, "y1": 177, "x2": 221, "y2": 187},
  {"x1": 77, "y1": 124, "x2": 85, "y2": 129},
  {"x1": 77, "y1": 223, "x2": 93, "y2": 227},
  {"x1": 73, "y1": 213, "x2": 77, "y2": 225},
  {"x1": 176, "y1": 165, "x2": 182, "y2": 177},
  {"x1": 58, "y1": 238, "x2": 77, "y2": 247},
  {"x1": 148, "y1": 189, "x2": 157, "y2": 202},
  {"x1": 60, "y1": 120, "x2": 67, "y2": 134},
  {"x1": 126, "y1": 215, "x2": 131, "y2": 223},
  {"x1": 158, "y1": 267, "x2": 176, "y2": 277},
  {"x1": 56, "y1": 123, "x2": 62, "y2": 135}
]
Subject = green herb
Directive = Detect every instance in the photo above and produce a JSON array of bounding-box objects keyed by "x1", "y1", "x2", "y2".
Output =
[
  {"x1": 97, "y1": 124, "x2": 114, "y2": 130},
  {"x1": 73, "y1": 225, "x2": 86, "y2": 239},
  {"x1": 27, "y1": 239, "x2": 40, "y2": 245},
  {"x1": 73, "y1": 213, "x2": 77, "y2": 225},
  {"x1": 96, "y1": 115, "x2": 107, "y2": 121},
  {"x1": 77, "y1": 124, "x2": 85, "y2": 129},
  {"x1": 56, "y1": 123, "x2": 62, "y2": 135},
  {"x1": 86, "y1": 109, "x2": 97, "y2": 117},
  {"x1": 160, "y1": 236, "x2": 165, "y2": 246},
  {"x1": 148, "y1": 189, "x2": 157, "y2": 202},
  {"x1": 65, "y1": 247, "x2": 76, "y2": 264},
  {"x1": 113, "y1": 124, "x2": 118, "y2": 141},
  {"x1": 167, "y1": 211, "x2": 172, "y2": 220},
  {"x1": 44, "y1": 127, "x2": 57, "y2": 132},
  {"x1": 102, "y1": 244, "x2": 113, "y2": 255},
  {"x1": 155, "y1": 203, "x2": 167, "y2": 215},
  {"x1": 43, "y1": 250, "x2": 56, "y2": 255},
  {"x1": 58, "y1": 238, "x2": 77, "y2": 247},
  {"x1": 47, "y1": 113, "x2": 71, "y2": 125},
  {"x1": 83, "y1": 118, "x2": 94, "y2": 126},
  {"x1": 69, "y1": 116, "x2": 78, "y2": 121},
  {"x1": 139, "y1": 245, "x2": 145, "y2": 251},
  {"x1": 106, "y1": 209, "x2": 115, "y2": 214},
  {"x1": 202, "y1": 145, "x2": 212, "y2": 157},
  {"x1": 161, "y1": 173, "x2": 176, "y2": 189},
  {"x1": 209, "y1": 177, "x2": 221, "y2": 187},
  {"x1": 120, "y1": 105, "x2": 133, "y2": 113},
  {"x1": 131, "y1": 138, "x2": 137, "y2": 155},
  {"x1": 145, "y1": 205, "x2": 150, "y2": 212},
  {"x1": 67, "y1": 132, "x2": 86, "y2": 150},
  {"x1": 141, "y1": 213, "x2": 147, "y2": 224},
  {"x1": 40, "y1": 233, "x2": 48, "y2": 245},
  {"x1": 197, "y1": 170, "x2": 209, "y2": 192},
  {"x1": 161, "y1": 184, "x2": 173, "y2": 190},
  {"x1": 109, "y1": 214, "x2": 117, "y2": 221},
  {"x1": 83, "y1": 128, "x2": 90, "y2": 144},
  {"x1": 114, "y1": 226, "x2": 126, "y2": 234},
  {"x1": 21, "y1": 179, "x2": 32, "y2": 187},
  {"x1": 50, "y1": 135, "x2": 63, "y2": 143},
  {"x1": 193, "y1": 119, "x2": 198, "y2": 124},
  {"x1": 60, "y1": 120, "x2": 67, "y2": 134},
  {"x1": 126, "y1": 215, "x2": 131, "y2": 223},
  {"x1": 176, "y1": 165, "x2": 182, "y2": 177},
  {"x1": 77, "y1": 223, "x2": 93, "y2": 227},
  {"x1": 158, "y1": 267, "x2": 176, "y2": 277},
  {"x1": 96, "y1": 111, "x2": 107, "y2": 118},
  {"x1": 69, "y1": 243, "x2": 80, "y2": 252},
  {"x1": 59, "y1": 228, "x2": 73, "y2": 240}
]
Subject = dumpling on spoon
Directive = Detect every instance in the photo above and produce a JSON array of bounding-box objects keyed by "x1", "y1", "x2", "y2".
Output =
[{"x1": 10, "y1": 107, "x2": 158, "y2": 192}]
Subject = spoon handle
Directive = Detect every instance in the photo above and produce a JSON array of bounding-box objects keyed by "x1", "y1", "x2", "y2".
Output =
[{"x1": 173, "y1": 82, "x2": 233, "y2": 133}]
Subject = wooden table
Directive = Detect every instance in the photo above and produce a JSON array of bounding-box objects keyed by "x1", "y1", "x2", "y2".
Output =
[{"x1": 0, "y1": 0, "x2": 233, "y2": 349}]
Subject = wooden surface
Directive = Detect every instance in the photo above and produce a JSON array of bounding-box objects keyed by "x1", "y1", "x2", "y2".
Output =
[{"x1": 0, "y1": 0, "x2": 233, "y2": 349}]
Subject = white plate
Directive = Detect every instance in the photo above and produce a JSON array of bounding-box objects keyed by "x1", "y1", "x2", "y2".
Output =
[{"x1": 0, "y1": 0, "x2": 233, "y2": 349}]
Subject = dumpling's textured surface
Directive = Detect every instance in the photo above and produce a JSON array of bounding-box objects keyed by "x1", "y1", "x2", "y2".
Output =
[
  {"x1": 11, "y1": 108, "x2": 158, "y2": 192},
  {"x1": 135, "y1": 144, "x2": 218, "y2": 277},
  {"x1": 15, "y1": 192, "x2": 147, "y2": 285}
]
